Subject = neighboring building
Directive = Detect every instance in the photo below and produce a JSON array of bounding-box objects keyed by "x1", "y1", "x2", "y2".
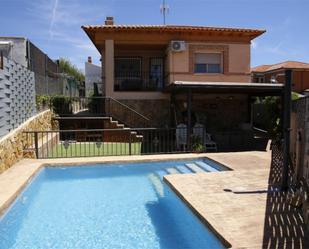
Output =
[
  {"x1": 0, "y1": 37, "x2": 61, "y2": 95},
  {"x1": 85, "y1": 56, "x2": 102, "y2": 96},
  {"x1": 251, "y1": 61, "x2": 309, "y2": 93},
  {"x1": 0, "y1": 37, "x2": 85, "y2": 97}
]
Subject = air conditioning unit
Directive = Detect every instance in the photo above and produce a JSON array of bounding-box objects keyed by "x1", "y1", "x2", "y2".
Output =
[{"x1": 170, "y1": 41, "x2": 186, "y2": 52}]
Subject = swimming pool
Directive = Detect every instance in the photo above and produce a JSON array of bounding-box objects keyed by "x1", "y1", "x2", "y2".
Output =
[{"x1": 0, "y1": 159, "x2": 227, "y2": 249}]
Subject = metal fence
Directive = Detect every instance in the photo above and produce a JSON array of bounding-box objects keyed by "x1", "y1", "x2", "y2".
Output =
[
  {"x1": 23, "y1": 127, "x2": 205, "y2": 159},
  {"x1": 114, "y1": 71, "x2": 164, "y2": 91},
  {"x1": 0, "y1": 51, "x2": 3, "y2": 70}
]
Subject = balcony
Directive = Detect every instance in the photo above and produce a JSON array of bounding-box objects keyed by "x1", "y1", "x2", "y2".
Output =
[{"x1": 114, "y1": 71, "x2": 165, "y2": 91}]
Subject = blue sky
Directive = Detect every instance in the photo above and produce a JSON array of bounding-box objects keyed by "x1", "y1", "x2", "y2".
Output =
[{"x1": 1, "y1": 0, "x2": 308, "y2": 70}]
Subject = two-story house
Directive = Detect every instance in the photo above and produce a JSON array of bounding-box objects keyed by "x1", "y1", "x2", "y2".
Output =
[{"x1": 82, "y1": 17, "x2": 283, "y2": 150}]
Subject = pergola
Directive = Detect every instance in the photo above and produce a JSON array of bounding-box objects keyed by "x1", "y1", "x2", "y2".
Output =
[{"x1": 165, "y1": 70, "x2": 292, "y2": 190}]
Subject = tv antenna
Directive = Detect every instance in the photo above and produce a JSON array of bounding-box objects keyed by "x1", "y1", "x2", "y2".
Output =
[{"x1": 160, "y1": 0, "x2": 169, "y2": 25}]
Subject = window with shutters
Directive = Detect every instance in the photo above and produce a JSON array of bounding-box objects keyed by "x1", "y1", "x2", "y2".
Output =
[{"x1": 194, "y1": 53, "x2": 222, "y2": 73}]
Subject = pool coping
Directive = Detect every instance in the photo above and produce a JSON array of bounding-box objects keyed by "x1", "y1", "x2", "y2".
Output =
[
  {"x1": 0, "y1": 153, "x2": 257, "y2": 248},
  {"x1": 163, "y1": 177, "x2": 232, "y2": 248}
]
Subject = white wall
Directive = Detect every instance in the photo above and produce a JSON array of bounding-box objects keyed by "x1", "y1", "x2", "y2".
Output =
[{"x1": 85, "y1": 62, "x2": 102, "y2": 96}]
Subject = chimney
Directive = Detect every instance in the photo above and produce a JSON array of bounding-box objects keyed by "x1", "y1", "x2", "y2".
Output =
[
  {"x1": 105, "y1": 16, "x2": 114, "y2": 25},
  {"x1": 87, "y1": 56, "x2": 92, "y2": 63}
]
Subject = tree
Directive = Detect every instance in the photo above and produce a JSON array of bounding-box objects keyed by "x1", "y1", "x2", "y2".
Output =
[{"x1": 58, "y1": 58, "x2": 85, "y2": 81}]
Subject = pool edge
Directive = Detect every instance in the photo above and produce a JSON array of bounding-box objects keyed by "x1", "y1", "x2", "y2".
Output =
[{"x1": 163, "y1": 177, "x2": 232, "y2": 249}]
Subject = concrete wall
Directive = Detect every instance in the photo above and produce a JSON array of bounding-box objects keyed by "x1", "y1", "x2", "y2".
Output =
[
  {"x1": 0, "y1": 110, "x2": 54, "y2": 173},
  {"x1": 0, "y1": 57, "x2": 36, "y2": 138},
  {"x1": 0, "y1": 37, "x2": 28, "y2": 67},
  {"x1": 0, "y1": 37, "x2": 64, "y2": 96}
]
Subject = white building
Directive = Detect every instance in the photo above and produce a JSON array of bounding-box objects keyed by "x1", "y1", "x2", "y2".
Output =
[{"x1": 85, "y1": 57, "x2": 102, "y2": 96}]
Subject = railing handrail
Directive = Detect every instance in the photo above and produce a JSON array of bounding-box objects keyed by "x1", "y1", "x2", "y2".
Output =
[
  {"x1": 108, "y1": 97, "x2": 150, "y2": 122},
  {"x1": 49, "y1": 96, "x2": 151, "y2": 127},
  {"x1": 23, "y1": 127, "x2": 179, "y2": 133},
  {"x1": 52, "y1": 96, "x2": 150, "y2": 121}
]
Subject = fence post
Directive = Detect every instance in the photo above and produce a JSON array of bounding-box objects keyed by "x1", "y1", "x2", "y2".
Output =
[
  {"x1": 282, "y1": 69, "x2": 292, "y2": 190},
  {"x1": 129, "y1": 132, "x2": 132, "y2": 155},
  {"x1": 34, "y1": 132, "x2": 39, "y2": 159}
]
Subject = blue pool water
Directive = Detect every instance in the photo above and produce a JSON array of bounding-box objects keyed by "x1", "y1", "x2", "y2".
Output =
[{"x1": 0, "y1": 160, "x2": 227, "y2": 249}]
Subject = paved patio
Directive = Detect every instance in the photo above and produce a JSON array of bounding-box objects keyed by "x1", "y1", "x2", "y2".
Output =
[
  {"x1": 165, "y1": 151, "x2": 309, "y2": 248},
  {"x1": 0, "y1": 152, "x2": 308, "y2": 248}
]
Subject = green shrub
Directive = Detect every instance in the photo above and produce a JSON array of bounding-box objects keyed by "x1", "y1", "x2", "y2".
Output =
[
  {"x1": 36, "y1": 95, "x2": 50, "y2": 110},
  {"x1": 191, "y1": 135, "x2": 205, "y2": 153},
  {"x1": 50, "y1": 95, "x2": 73, "y2": 115}
]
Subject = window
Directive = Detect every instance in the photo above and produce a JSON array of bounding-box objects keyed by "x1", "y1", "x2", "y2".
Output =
[
  {"x1": 115, "y1": 58, "x2": 141, "y2": 78},
  {"x1": 194, "y1": 53, "x2": 222, "y2": 73}
]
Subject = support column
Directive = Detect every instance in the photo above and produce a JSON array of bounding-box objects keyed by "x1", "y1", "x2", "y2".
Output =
[
  {"x1": 104, "y1": 40, "x2": 114, "y2": 97},
  {"x1": 281, "y1": 69, "x2": 292, "y2": 190},
  {"x1": 187, "y1": 89, "x2": 192, "y2": 150}
]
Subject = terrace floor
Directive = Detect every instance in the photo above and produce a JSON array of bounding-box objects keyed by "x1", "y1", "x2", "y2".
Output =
[
  {"x1": 165, "y1": 152, "x2": 309, "y2": 248},
  {"x1": 0, "y1": 152, "x2": 308, "y2": 248}
]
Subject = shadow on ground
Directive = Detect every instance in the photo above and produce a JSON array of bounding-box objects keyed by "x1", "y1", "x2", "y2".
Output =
[{"x1": 261, "y1": 144, "x2": 309, "y2": 248}]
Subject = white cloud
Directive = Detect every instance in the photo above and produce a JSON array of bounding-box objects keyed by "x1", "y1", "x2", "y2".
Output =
[{"x1": 49, "y1": 0, "x2": 59, "y2": 40}]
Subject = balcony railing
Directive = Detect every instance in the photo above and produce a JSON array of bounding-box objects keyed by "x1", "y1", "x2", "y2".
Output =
[{"x1": 114, "y1": 71, "x2": 165, "y2": 91}]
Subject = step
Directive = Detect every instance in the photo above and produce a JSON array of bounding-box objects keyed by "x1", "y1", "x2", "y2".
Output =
[
  {"x1": 185, "y1": 163, "x2": 205, "y2": 173},
  {"x1": 203, "y1": 159, "x2": 227, "y2": 171},
  {"x1": 155, "y1": 170, "x2": 167, "y2": 180},
  {"x1": 176, "y1": 165, "x2": 193, "y2": 174},
  {"x1": 148, "y1": 173, "x2": 164, "y2": 197},
  {"x1": 195, "y1": 161, "x2": 220, "y2": 172},
  {"x1": 165, "y1": 167, "x2": 181, "y2": 174}
]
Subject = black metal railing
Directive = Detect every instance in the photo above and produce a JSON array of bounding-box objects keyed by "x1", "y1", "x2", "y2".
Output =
[
  {"x1": 23, "y1": 127, "x2": 200, "y2": 159},
  {"x1": 114, "y1": 71, "x2": 165, "y2": 91},
  {"x1": 50, "y1": 96, "x2": 151, "y2": 128},
  {"x1": 0, "y1": 51, "x2": 3, "y2": 70}
]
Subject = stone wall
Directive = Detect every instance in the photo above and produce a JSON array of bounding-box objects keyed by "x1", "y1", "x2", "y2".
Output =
[
  {"x1": 118, "y1": 99, "x2": 171, "y2": 127},
  {"x1": 0, "y1": 110, "x2": 55, "y2": 173}
]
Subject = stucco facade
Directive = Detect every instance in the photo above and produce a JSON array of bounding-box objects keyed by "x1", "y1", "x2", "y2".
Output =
[{"x1": 82, "y1": 18, "x2": 264, "y2": 129}]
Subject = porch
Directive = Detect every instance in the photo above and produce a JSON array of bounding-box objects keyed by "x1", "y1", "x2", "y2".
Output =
[{"x1": 166, "y1": 81, "x2": 286, "y2": 152}]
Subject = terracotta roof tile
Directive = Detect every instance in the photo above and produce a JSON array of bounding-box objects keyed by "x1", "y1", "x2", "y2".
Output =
[
  {"x1": 82, "y1": 24, "x2": 265, "y2": 36},
  {"x1": 252, "y1": 61, "x2": 309, "y2": 72}
]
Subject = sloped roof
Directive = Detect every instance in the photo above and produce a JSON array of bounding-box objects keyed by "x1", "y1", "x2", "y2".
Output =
[
  {"x1": 82, "y1": 24, "x2": 265, "y2": 40},
  {"x1": 252, "y1": 61, "x2": 309, "y2": 73}
]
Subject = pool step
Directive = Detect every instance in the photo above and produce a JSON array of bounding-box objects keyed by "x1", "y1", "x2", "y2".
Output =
[
  {"x1": 148, "y1": 173, "x2": 164, "y2": 197},
  {"x1": 185, "y1": 163, "x2": 205, "y2": 173},
  {"x1": 155, "y1": 170, "x2": 168, "y2": 179},
  {"x1": 166, "y1": 167, "x2": 181, "y2": 174},
  {"x1": 195, "y1": 161, "x2": 219, "y2": 172},
  {"x1": 176, "y1": 165, "x2": 193, "y2": 174}
]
